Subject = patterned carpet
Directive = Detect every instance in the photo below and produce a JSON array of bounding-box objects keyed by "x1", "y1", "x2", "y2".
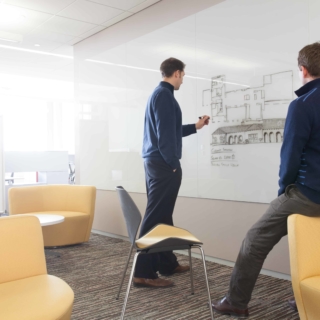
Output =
[{"x1": 45, "y1": 233, "x2": 300, "y2": 320}]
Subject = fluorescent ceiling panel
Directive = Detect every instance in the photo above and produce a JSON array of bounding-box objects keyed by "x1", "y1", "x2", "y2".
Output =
[
  {"x1": 87, "y1": 0, "x2": 147, "y2": 11},
  {"x1": 0, "y1": 4, "x2": 52, "y2": 34},
  {"x1": 128, "y1": 0, "x2": 160, "y2": 13},
  {"x1": 40, "y1": 15, "x2": 97, "y2": 37},
  {"x1": 58, "y1": 0, "x2": 123, "y2": 25},
  {"x1": 3, "y1": 0, "x2": 77, "y2": 15}
]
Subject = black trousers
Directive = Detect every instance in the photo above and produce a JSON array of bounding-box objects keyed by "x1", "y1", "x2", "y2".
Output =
[{"x1": 134, "y1": 159, "x2": 182, "y2": 279}]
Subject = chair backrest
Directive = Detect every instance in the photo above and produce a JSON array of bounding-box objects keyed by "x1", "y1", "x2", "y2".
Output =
[
  {"x1": 116, "y1": 186, "x2": 142, "y2": 246},
  {"x1": 0, "y1": 215, "x2": 47, "y2": 284},
  {"x1": 8, "y1": 185, "x2": 96, "y2": 215}
]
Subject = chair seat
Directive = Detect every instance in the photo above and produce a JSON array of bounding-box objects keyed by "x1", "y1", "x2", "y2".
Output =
[
  {"x1": 115, "y1": 186, "x2": 213, "y2": 320},
  {"x1": 0, "y1": 274, "x2": 74, "y2": 320},
  {"x1": 135, "y1": 224, "x2": 202, "y2": 250},
  {"x1": 300, "y1": 276, "x2": 320, "y2": 319},
  {"x1": 25, "y1": 211, "x2": 90, "y2": 246}
]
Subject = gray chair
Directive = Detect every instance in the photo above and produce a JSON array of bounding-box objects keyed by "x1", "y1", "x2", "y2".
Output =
[{"x1": 115, "y1": 186, "x2": 214, "y2": 320}]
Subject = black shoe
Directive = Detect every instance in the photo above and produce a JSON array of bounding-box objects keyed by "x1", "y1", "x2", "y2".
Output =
[{"x1": 211, "y1": 297, "x2": 249, "y2": 318}]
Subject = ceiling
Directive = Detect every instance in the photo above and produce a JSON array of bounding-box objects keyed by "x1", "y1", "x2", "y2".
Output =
[{"x1": 0, "y1": 0, "x2": 161, "y2": 80}]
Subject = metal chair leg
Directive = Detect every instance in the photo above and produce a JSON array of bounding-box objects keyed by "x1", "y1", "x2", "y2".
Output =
[
  {"x1": 120, "y1": 251, "x2": 140, "y2": 320},
  {"x1": 194, "y1": 245, "x2": 214, "y2": 320},
  {"x1": 116, "y1": 244, "x2": 134, "y2": 300},
  {"x1": 188, "y1": 248, "x2": 194, "y2": 295}
]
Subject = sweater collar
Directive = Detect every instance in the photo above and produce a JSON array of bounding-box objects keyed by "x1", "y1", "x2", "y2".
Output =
[
  {"x1": 159, "y1": 81, "x2": 174, "y2": 94},
  {"x1": 295, "y1": 78, "x2": 320, "y2": 97}
]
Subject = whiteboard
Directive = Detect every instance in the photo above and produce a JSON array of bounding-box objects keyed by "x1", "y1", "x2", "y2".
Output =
[{"x1": 76, "y1": 0, "x2": 316, "y2": 203}]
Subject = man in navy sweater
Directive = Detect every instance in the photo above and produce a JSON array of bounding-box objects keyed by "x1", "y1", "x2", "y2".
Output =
[
  {"x1": 133, "y1": 58, "x2": 210, "y2": 288},
  {"x1": 211, "y1": 42, "x2": 320, "y2": 317}
]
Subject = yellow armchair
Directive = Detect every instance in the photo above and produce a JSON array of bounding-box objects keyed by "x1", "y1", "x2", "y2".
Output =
[
  {"x1": 0, "y1": 215, "x2": 74, "y2": 320},
  {"x1": 8, "y1": 185, "x2": 96, "y2": 247},
  {"x1": 288, "y1": 214, "x2": 320, "y2": 320}
]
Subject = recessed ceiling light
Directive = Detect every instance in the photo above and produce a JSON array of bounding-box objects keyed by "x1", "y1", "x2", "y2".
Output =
[{"x1": 34, "y1": 44, "x2": 40, "y2": 47}]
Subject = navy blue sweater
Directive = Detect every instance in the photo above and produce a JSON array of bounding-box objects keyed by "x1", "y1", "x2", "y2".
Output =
[
  {"x1": 278, "y1": 78, "x2": 320, "y2": 203},
  {"x1": 142, "y1": 81, "x2": 197, "y2": 169}
]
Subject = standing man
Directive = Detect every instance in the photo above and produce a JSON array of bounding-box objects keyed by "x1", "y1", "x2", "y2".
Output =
[
  {"x1": 211, "y1": 42, "x2": 320, "y2": 317},
  {"x1": 133, "y1": 57, "x2": 210, "y2": 288}
]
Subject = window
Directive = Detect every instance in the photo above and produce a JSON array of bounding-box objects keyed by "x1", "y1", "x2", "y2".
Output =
[
  {"x1": 0, "y1": 75, "x2": 74, "y2": 154},
  {"x1": 248, "y1": 133, "x2": 258, "y2": 141}
]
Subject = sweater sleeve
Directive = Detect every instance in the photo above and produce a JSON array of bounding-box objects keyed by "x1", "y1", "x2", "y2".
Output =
[
  {"x1": 182, "y1": 124, "x2": 197, "y2": 137},
  {"x1": 154, "y1": 91, "x2": 180, "y2": 169},
  {"x1": 278, "y1": 100, "x2": 313, "y2": 196}
]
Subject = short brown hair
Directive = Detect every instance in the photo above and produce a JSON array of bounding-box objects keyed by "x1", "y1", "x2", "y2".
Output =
[
  {"x1": 298, "y1": 42, "x2": 320, "y2": 77},
  {"x1": 160, "y1": 57, "x2": 186, "y2": 77}
]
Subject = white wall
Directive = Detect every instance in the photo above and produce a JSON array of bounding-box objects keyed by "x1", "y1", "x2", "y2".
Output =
[
  {"x1": 74, "y1": 0, "x2": 320, "y2": 275},
  {"x1": 74, "y1": 0, "x2": 314, "y2": 203}
]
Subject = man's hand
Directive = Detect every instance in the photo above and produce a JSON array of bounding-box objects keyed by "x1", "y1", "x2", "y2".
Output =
[
  {"x1": 173, "y1": 169, "x2": 176, "y2": 172},
  {"x1": 196, "y1": 115, "x2": 210, "y2": 130}
]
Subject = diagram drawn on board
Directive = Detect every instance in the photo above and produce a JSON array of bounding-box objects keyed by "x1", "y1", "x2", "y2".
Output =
[{"x1": 202, "y1": 71, "x2": 293, "y2": 166}]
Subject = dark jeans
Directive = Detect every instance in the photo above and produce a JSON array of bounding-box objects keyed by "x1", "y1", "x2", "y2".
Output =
[
  {"x1": 226, "y1": 184, "x2": 320, "y2": 309},
  {"x1": 134, "y1": 159, "x2": 182, "y2": 279}
]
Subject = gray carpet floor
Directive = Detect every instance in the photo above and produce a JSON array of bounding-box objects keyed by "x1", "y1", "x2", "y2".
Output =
[{"x1": 45, "y1": 233, "x2": 300, "y2": 320}]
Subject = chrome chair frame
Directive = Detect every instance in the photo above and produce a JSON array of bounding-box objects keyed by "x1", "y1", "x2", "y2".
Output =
[{"x1": 115, "y1": 186, "x2": 213, "y2": 320}]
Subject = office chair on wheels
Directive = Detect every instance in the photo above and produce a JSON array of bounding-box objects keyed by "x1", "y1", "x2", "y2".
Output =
[{"x1": 115, "y1": 186, "x2": 214, "y2": 320}]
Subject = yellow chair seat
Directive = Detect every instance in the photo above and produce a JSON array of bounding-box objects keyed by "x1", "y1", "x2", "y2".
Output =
[
  {"x1": 25, "y1": 211, "x2": 91, "y2": 247},
  {"x1": 135, "y1": 224, "x2": 202, "y2": 249},
  {"x1": 116, "y1": 186, "x2": 214, "y2": 320},
  {"x1": 0, "y1": 216, "x2": 74, "y2": 319},
  {"x1": 300, "y1": 276, "x2": 320, "y2": 320},
  {"x1": 0, "y1": 274, "x2": 74, "y2": 320}
]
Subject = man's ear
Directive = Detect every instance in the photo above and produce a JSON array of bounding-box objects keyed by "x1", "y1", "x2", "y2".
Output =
[
  {"x1": 301, "y1": 66, "x2": 310, "y2": 78},
  {"x1": 173, "y1": 70, "x2": 180, "y2": 78}
]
